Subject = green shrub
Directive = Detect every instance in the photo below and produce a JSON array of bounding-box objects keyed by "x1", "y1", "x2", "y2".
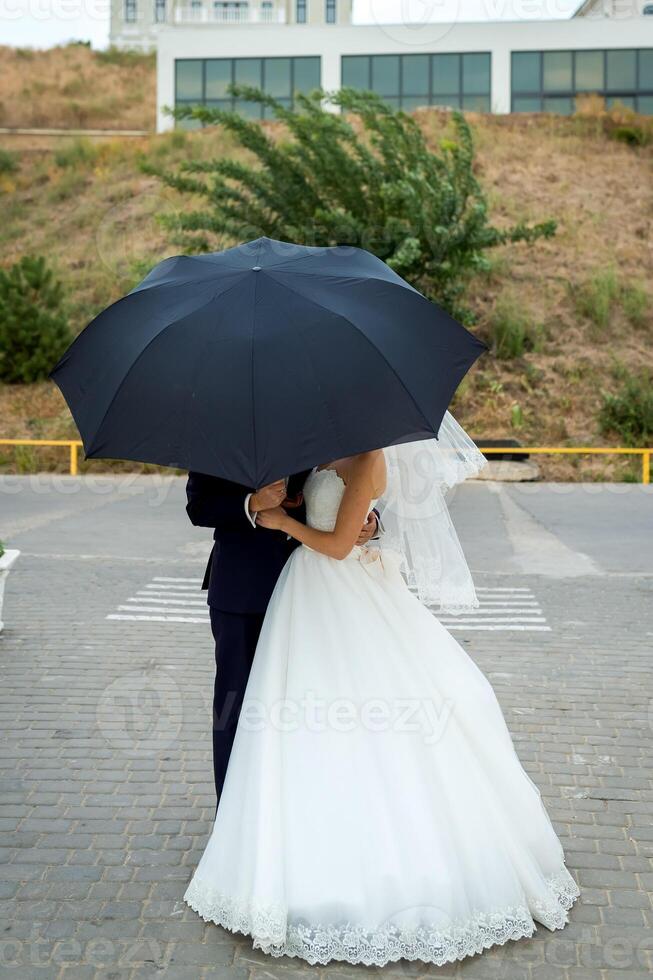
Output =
[
  {"x1": 599, "y1": 370, "x2": 653, "y2": 447},
  {"x1": 47, "y1": 169, "x2": 88, "y2": 203},
  {"x1": 621, "y1": 282, "x2": 649, "y2": 328},
  {"x1": 0, "y1": 255, "x2": 72, "y2": 383},
  {"x1": 147, "y1": 87, "x2": 555, "y2": 323},
  {"x1": 510, "y1": 403, "x2": 524, "y2": 429},
  {"x1": 0, "y1": 149, "x2": 18, "y2": 175},
  {"x1": 54, "y1": 138, "x2": 99, "y2": 170},
  {"x1": 611, "y1": 125, "x2": 650, "y2": 147},
  {"x1": 574, "y1": 270, "x2": 650, "y2": 331},
  {"x1": 487, "y1": 297, "x2": 544, "y2": 359},
  {"x1": 573, "y1": 268, "x2": 619, "y2": 330}
]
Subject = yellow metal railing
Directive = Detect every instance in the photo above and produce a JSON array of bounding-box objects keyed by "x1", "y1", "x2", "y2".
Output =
[
  {"x1": 0, "y1": 439, "x2": 82, "y2": 476},
  {"x1": 0, "y1": 439, "x2": 651, "y2": 483}
]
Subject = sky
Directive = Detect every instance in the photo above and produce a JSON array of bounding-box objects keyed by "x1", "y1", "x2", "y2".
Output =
[{"x1": 0, "y1": 0, "x2": 580, "y2": 51}]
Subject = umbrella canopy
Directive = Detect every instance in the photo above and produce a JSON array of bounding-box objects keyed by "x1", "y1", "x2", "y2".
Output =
[{"x1": 51, "y1": 237, "x2": 486, "y2": 487}]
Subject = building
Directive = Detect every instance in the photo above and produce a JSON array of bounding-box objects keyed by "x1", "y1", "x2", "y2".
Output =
[
  {"x1": 107, "y1": 0, "x2": 653, "y2": 128},
  {"x1": 110, "y1": 0, "x2": 352, "y2": 51}
]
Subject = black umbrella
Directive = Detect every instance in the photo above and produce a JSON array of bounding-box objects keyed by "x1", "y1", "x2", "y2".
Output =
[{"x1": 51, "y1": 237, "x2": 486, "y2": 487}]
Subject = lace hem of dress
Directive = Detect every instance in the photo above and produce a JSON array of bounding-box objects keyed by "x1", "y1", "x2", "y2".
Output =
[{"x1": 184, "y1": 868, "x2": 580, "y2": 967}]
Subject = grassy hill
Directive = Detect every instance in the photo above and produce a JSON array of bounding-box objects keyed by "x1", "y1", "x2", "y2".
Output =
[
  {"x1": 0, "y1": 46, "x2": 651, "y2": 480},
  {"x1": 0, "y1": 43, "x2": 155, "y2": 130}
]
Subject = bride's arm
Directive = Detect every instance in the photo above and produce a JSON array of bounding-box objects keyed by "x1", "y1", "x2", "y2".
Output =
[{"x1": 257, "y1": 454, "x2": 380, "y2": 560}]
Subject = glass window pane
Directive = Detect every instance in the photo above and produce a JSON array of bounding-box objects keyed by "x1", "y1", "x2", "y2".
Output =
[
  {"x1": 176, "y1": 60, "x2": 203, "y2": 100},
  {"x1": 402, "y1": 55, "x2": 429, "y2": 96},
  {"x1": 606, "y1": 95, "x2": 636, "y2": 110},
  {"x1": 234, "y1": 98, "x2": 263, "y2": 118},
  {"x1": 234, "y1": 58, "x2": 261, "y2": 87},
  {"x1": 575, "y1": 51, "x2": 604, "y2": 92},
  {"x1": 293, "y1": 57, "x2": 320, "y2": 93},
  {"x1": 264, "y1": 98, "x2": 291, "y2": 118},
  {"x1": 543, "y1": 51, "x2": 572, "y2": 92},
  {"x1": 205, "y1": 60, "x2": 231, "y2": 99},
  {"x1": 265, "y1": 58, "x2": 291, "y2": 97},
  {"x1": 432, "y1": 92, "x2": 460, "y2": 109},
  {"x1": 637, "y1": 94, "x2": 653, "y2": 114},
  {"x1": 176, "y1": 112, "x2": 203, "y2": 131},
  {"x1": 205, "y1": 98, "x2": 233, "y2": 115},
  {"x1": 543, "y1": 96, "x2": 573, "y2": 114},
  {"x1": 607, "y1": 50, "x2": 636, "y2": 91},
  {"x1": 401, "y1": 95, "x2": 428, "y2": 112},
  {"x1": 512, "y1": 52, "x2": 540, "y2": 94},
  {"x1": 432, "y1": 54, "x2": 460, "y2": 95},
  {"x1": 381, "y1": 95, "x2": 400, "y2": 109},
  {"x1": 639, "y1": 50, "x2": 653, "y2": 89},
  {"x1": 371, "y1": 55, "x2": 400, "y2": 96},
  {"x1": 462, "y1": 93, "x2": 490, "y2": 112},
  {"x1": 463, "y1": 53, "x2": 490, "y2": 94},
  {"x1": 342, "y1": 55, "x2": 369, "y2": 90},
  {"x1": 513, "y1": 96, "x2": 541, "y2": 112}
]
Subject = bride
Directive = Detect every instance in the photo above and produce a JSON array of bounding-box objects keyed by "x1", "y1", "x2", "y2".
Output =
[{"x1": 184, "y1": 416, "x2": 579, "y2": 967}]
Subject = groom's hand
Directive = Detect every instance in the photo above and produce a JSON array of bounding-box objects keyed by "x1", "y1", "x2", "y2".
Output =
[
  {"x1": 250, "y1": 481, "x2": 286, "y2": 514},
  {"x1": 356, "y1": 512, "x2": 378, "y2": 546}
]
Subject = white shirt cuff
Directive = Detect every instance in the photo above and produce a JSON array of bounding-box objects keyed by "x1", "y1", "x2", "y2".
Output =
[{"x1": 244, "y1": 493, "x2": 257, "y2": 528}]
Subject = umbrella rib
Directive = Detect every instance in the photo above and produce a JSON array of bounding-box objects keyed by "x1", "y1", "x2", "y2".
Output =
[
  {"x1": 263, "y1": 272, "x2": 438, "y2": 437},
  {"x1": 258, "y1": 240, "x2": 332, "y2": 271},
  {"x1": 250, "y1": 238, "x2": 263, "y2": 485},
  {"x1": 85, "y1": 279, "x2": 245, "y2": 457},
  {"x1": 265, "y1": 265, "x2": 421, "y2": 294},
  {"x1": 133, "y1": 265, "x2": 247, "y2": 294}
]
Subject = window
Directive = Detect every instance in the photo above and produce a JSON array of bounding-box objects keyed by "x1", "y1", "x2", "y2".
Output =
[
  {"x1": 176, "y1": 60, "x2": 203, "y2": 101},
  {"x1": 607, "y1": 49, "x2": 636, "y2": 91},
  {"x1": 371, "y1": 55, "x2": 399, "y2": 99},
  {"x1": 175, "y1": 56, "x2": 321, "y2": 124},
  {"x1": 576, "y1": 51, "x2": 603, "y2": 91},
  {"x1": 543, "y1": 51, "x2": 572, "y2": 92},
  {"x1": 325, "y1": 0, "x2": 336, "y2": 23},
  {"x1": 213, "y1": 1, "x2": 248, "y2": 20},
  {"x1": 296, "y1": 0, "x2": 306, "y2": 22},
  {"x1": 512, "y1": 52, "x2": 539, "y2": 94},
  {"x1": 511, "y1": 49, "x2": 653, "y2": 115},
  {"x1": 341, "y1": 52, "x2": 491, "y2": 112},
  {"x1": 154, "y1": 0, "x2": 166, "y2": 21},
  {"x1": 124, "y1": 0, "x2": 137, "y2": 21}
]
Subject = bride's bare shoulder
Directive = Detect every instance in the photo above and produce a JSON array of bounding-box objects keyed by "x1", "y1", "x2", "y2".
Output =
[{"x1": 342, "y1": 451, "x2": 386, "y2": 493}]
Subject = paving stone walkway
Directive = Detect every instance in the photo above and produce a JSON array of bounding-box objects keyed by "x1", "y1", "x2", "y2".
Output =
[{"x1": 1, "y1": 477, "x2": 651, "y2": 979}]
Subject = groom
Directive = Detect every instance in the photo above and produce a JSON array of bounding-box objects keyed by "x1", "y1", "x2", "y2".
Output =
[{"x1": 186, "y1": 470, "x2": 379, "y2": 804}]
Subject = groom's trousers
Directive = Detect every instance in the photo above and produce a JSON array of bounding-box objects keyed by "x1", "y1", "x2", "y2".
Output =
[{"x1": 209, "y1": 606, "x2": 265, "y2": 805}]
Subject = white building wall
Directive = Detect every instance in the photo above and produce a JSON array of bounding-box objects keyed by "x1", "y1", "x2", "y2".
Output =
[{"x1": 156, "y1": 16, "x2": 653, "y2": 131}]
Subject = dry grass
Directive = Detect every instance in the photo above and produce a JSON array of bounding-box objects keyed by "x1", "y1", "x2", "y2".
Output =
[
  {"x1": 0, "y1": 43, "x2": 155, "y2": 130},
  {"x1": 445, "y1": 110, "x2": 653, "y2": 479},
  {"x1": 0, "y1": 68, "x2": 651, "y2": 479}
]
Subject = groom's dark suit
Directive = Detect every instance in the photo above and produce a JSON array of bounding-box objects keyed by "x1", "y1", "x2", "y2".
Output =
[{"x1": 185, "y1": 470, "x2": 311, "y2": 803}]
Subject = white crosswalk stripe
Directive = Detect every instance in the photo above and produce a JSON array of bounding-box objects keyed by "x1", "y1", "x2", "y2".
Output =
[
  {"x1": 434, "y1": 587, "x2": 551, "y2": 632},
  {"x1": 107, "y1": 576, "x2": 209, "y2": 624},
  {"x1": 108, "y1": 580, "x2": 551, "y2": 631}
]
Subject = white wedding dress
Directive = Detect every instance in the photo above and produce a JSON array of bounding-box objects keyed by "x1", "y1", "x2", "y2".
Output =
[{"x1": 184, "y1": 466, "x2": 579, "y2": 966}]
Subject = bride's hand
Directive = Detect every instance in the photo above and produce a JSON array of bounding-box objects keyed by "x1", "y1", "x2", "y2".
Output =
[{"x1": 256, "y1": 506, "x2": 288, "y2": 531}]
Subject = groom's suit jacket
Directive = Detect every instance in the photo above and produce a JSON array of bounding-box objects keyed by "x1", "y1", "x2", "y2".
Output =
[{"x1": 185, "y1": 471, "x2": 311, "y2": 615}]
